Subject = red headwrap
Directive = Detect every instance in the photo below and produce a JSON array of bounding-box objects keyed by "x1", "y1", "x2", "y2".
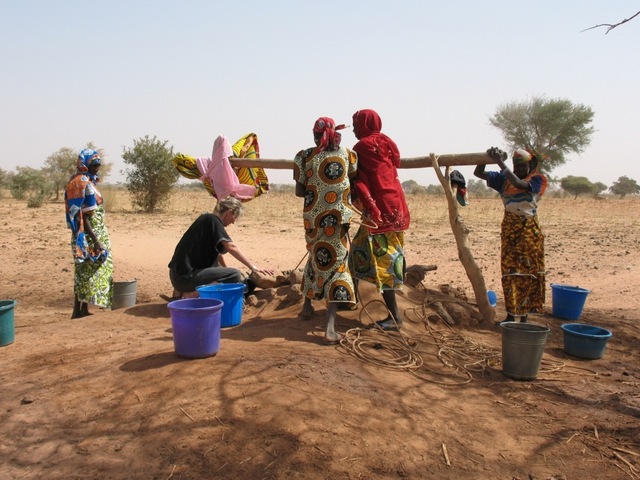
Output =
[{"x1": 312, "y1": 117, "x2": 346, "y2": 152}]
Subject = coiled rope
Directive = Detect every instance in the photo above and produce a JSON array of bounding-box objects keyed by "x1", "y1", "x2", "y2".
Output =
[{"x1": 337, "y1": 290, "x2": 595, "y2": 386}]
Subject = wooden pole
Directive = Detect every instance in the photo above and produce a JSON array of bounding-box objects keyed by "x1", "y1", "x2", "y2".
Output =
[
  {"x1": 228, "y1": 152, "x2": 497, "y2": 170},
  {"x1": 430, "y1": 154, "x2": 495, "y2": 323},
  {"x1": 228, "y1": 150, "x2": 499, "y2": 323}
]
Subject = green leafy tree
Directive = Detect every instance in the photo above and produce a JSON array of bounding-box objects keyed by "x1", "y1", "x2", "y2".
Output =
[
  {"x1": 592, "y1": 182, "x2": 608, "y2": 197},
  {"x1": 0, "y1": 168, "x2": 11, "y2": 200},
  {"x1": 610, "y1": 176, "x2": 640, "y2": 198},
  {"x1": 44, "y1": 143, "x2": 112, "y2": 201},
  {"x1": 401, "y1": 179, "x2": 420, "y2": 194},
  {"x1": 122, "y1": 135, "x2": 178, "y2": 212},
  {"x1": 10, "y1": 166, "x2": 53, "y2": 207},
  {"x1": 43, "y1": 147, "x2": 77, "y2": 200},
  {"x1": 560, "y1": 176, "x2": 595, "y2": 199},
  {"x1": 0, "y1": 168, "x2": 11, "y2": 188},
  {"x1": 84, "y1": 141, "x2": 112, "y2": 180},
  {"x1": 489, "y1": 95, "x2": 595, "y2": 172}
]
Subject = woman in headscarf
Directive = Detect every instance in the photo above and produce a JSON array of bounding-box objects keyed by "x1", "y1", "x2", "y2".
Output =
[
  {"x1": 64, "y1": 148, "x2": 113, "y2": 318},
  {"x1": 474, "y1": 147, "x2": 548, "y2": 323},
  {"x1": 293, "y1": 117, "x2": 358, "y2": 344},
  {"x1": 349, "y1": 109, "x2": 410, "y2": 331}
]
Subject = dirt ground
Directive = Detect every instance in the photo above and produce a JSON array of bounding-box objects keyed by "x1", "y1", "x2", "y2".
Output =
[{"x1": 1, "y1": 191, "x2": 639, "y2": 480}]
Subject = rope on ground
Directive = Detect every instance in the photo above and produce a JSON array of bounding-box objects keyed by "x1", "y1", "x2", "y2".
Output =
[
  {"x1": 337, "y1": 298, "x2": 500, "y2": 386},
  {"x1": 337, "y1": 288, "x2": 597, "y2": 385}
]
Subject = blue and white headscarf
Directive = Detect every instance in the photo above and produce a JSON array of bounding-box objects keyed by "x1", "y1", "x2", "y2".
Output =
[{"x1": 77, "y1": 149, "x2": 101, "y2": 180}]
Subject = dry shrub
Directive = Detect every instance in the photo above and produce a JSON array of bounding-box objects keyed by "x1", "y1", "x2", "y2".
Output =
[{"x1": 101, "y1": 186, "x2": 131, "y2": 213}]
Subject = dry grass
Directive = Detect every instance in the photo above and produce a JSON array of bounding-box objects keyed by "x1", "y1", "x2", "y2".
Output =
[{"x1": 98, "y1": 186, "x2": 640, "y2": 232}]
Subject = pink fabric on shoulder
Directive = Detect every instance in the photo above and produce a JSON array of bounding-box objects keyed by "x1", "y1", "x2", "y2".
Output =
[{"x1": 196, "y1": 134, "x2": 256, "y2": 200}]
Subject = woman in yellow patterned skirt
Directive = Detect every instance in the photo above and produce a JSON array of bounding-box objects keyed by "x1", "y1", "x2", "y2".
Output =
[{"x1": 475, "y1": 147, "x2": 548, "y2": 323}]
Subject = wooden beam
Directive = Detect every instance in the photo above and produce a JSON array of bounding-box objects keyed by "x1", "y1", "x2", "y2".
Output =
[{"x1": 228, "y1": 152, "x2": 497, "y2": 170}]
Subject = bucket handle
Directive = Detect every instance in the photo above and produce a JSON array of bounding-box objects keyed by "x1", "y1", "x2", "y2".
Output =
[{"x1": 551, "y1": 283, "x2": 591, "y2": 294}]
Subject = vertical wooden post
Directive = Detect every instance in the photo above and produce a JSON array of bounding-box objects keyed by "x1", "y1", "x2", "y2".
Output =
[{"x1": 429, "y1": 154, "x2": 495, "y2": 323}]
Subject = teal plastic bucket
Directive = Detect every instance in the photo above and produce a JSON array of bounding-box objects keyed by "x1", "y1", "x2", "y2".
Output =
[
  {"x1": 0, "y1": 299, "x2": 17, "y2": 346},
  {"x1": 500, "y1": 321, "x2": 550, "y2": 380},
  {"x1": 551, "y1": 284, "x2": 590, "y2": 320},
  {"x1": 167, "y1": 298, "x2": 223, "y2": 359},
  {"x1": 561, "y1": 323, "x2": 612, "y2": 359},
  {"x1": 197, "y1": 283, "x2": 245, "y2": 328}
]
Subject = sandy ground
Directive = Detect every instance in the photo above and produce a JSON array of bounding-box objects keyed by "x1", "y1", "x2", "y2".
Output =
[{"x1": 1, "y1": 191, "x2": 639, "y2": 480}]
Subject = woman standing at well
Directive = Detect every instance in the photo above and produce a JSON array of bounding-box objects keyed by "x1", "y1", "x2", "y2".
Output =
[
  {"x1": 65, "y1": 148, "x2": 113, "y2": 318},
  {"x1": 293, "y1": 117, "x2": 358, "y2": 344},
  {"x1": 474, "y1": 147, "x2": 548, "y2": 323},
  {"x1": 349, "y1": 109, "x2": 410, "y2": 331}
]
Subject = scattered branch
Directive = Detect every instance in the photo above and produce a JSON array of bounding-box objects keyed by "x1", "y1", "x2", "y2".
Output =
[
  {"x1": 442, "y1": 443, "x2": 451, "y2": 466},
  {"x1": 179, "y1": 405, "x2": 195, "y2": 422},
  {"x1": 582, "y1": 11, "x2": 640, "y2": 34}
]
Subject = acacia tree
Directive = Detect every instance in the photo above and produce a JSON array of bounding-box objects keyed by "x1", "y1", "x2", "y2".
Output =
[
  {"x1": 593, "y1": 182, "x2": 608, "y2": 197},
  {"x1": 489, "y1": 96, "x2": 595, "y2": 172},
  {"x1": 560, "y1": 176, "x2": 595, "y2": 199},
  {"x1": 122, "y1": 135, "x2": 178, "y2": 212},
  {"x1": 0, "y1": 168, "x2": 10, "y2": 188},
  {"x1": 43, "y1": 147, "x2": 77, "y2": 200},
  {"x1": 401, "y1": 179, "x2": 420, "y2": 194},
  {"x1": 610, "y1": 176, "x2": 640, "y2": 198},
  {"x1": 44, "y1": 143, "x2": 111, "y2": 200},
  {"x1": 10, "y1": 166, "x2": 53, "y2": 207}
]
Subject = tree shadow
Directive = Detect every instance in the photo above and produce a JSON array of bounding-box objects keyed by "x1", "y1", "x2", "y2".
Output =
[
  {"x1": 119, "y1": 351, "x2": 185, "y2": 371},
  {"x1": 120, "y1": 302, "x2": 171, "y2": 319}
]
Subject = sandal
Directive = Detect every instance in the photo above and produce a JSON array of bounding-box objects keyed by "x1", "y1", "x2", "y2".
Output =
[
  {"x1": 373, "y1": 318, "x2": 402, "y2": 331},
  {"x1": 160, "y1": 294, "x2": 182, "y2": 303}
]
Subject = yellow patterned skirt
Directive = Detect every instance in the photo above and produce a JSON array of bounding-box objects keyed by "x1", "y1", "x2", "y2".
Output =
[
  {"x1": 350, "y1": 226, "x2": 405, "y2": 292},
  {"x1": 501, "y1": 211, "x2": 545, "y2": 316}
]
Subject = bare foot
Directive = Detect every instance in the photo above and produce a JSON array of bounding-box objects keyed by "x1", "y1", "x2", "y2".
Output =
[{"x1": 323, "y1": 331, "x2": 344, "y2": 345}]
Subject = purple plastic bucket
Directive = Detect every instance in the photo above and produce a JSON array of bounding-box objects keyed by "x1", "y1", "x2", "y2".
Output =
[
  {"x1": 197, "y1": 283, "x2": 245, "y2": 328},
  {"x1": 167, "y1": 298, "x2": 223, "y2": 359}
]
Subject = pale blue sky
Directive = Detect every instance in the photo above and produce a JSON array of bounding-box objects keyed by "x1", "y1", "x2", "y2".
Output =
[{"x1": 1, "y1": 1, "x2": 639, "y2": 187}]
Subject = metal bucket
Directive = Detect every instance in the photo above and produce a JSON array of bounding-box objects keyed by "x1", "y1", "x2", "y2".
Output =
[
  {"x1": 500, "y1": 321, "x2": 550, "y2": 380},
  {"x1": 112, "y1": 280, "x2": 137, "y2": 310}
]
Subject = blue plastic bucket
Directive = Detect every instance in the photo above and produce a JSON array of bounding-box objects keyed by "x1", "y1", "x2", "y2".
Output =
[
  {"x1": 197, "y1": 283, "x2": 245, "y2": 328},
  {"x1": 551, "y1": 284, "x2": 591, "y2": 320},
  {"x1": 561, "y1": 323, "x2": 612, "y2": 359},
  {"x1": 0, "y1": 299, "x2": 17, "y2": 347},
  {"x1": 167, "y1": 298, "x2": 223, "y2": 358}
]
